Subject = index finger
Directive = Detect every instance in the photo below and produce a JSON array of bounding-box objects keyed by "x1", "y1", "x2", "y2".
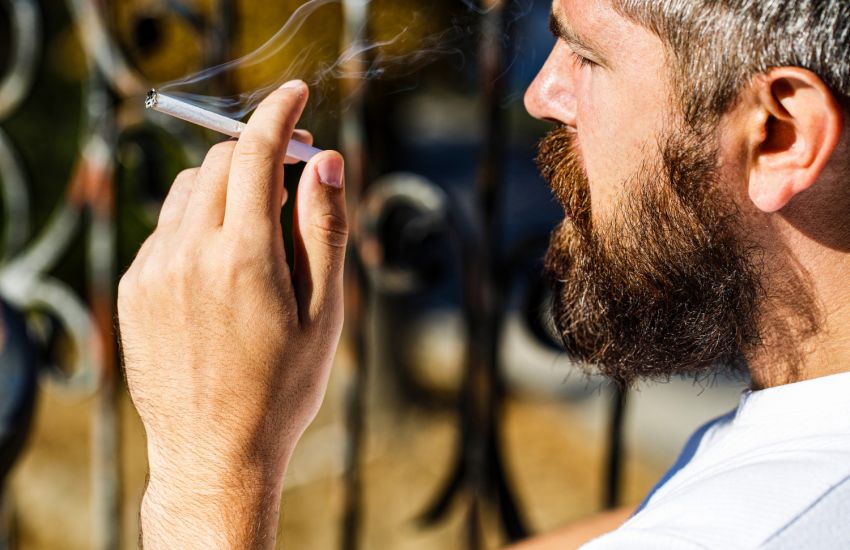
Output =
[{"x1": 224, "y1": 80, "x2": 309, "y2": 232}]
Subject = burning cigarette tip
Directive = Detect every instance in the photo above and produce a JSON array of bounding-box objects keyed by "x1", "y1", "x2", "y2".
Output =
[{"x1": 145, "y1": 89, "x2": 158, "y2": 109}]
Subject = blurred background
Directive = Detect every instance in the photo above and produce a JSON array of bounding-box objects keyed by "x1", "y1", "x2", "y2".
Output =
[{"x1": 0, "y1": 0, "x2": 747, "y2": 548}]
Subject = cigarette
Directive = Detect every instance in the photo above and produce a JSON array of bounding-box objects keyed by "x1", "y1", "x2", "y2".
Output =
[{"x1": 145, "y1": 90, "x2": 321, "y2": 163}]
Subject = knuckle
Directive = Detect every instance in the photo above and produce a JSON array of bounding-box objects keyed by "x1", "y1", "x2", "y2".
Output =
[
  {"x1": 205, "y1": 141, "x2": 236, "y2": 165},
  {"x1": 174, "y1": 168, "x2": 199, "y2": 185},
  {"x1": 268, "y1": 88, "x2": 302, "y2": 112},
  {"x1": 312, "y1": 213, "x2": 349, "y2": 249},
  {"x1": 254, "y1": 90, "x2": 304, "y2": 128},
  {"x1": 306, "y1": 302, "x2": 344, "y2": 335},
  {"x1": 131, "y1": 238, "x2": 158, "y2": 287},
  {"x1": 216, "y1": 252, "x2": 263, "y2": 296},
  {"x1": 223, "y1": 234, "x2": 267, "y2": 269},
  {"x1": 136, "y1": 259, "x2": 160, "y2": 290},
  {"x1": 236, "y1": 136, "x2": 278, "y2": 165},
  {"x1": 216, "y1": 239, "x2": 248, "y2": 274},
  {"x1": 166, "y1": 246, "x2": 198, "y2": 282},
  {"x1": 117, "y1": 272, "x2": 137, "y2": 309}
]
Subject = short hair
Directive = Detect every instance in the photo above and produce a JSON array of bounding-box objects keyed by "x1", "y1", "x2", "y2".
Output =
[{"x1": 612, "y1": 0, "x2": 850, "y2": 127}]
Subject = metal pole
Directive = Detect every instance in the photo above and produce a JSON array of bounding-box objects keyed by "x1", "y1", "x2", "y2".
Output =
[
  {"x1": 468, "y1": 0, "x2": 528, "y2": 544},
  {"x1": 604, "y1": 385, "x2": 628, "y2": 509},
  {"x1": 86, "y1": 74, "x2": 120, "y2": 550},
  {"x1": 340, "y1": 1, "x2": 371, "y2": 549},
  {"x1": 422, "y1": 1, "x2": 528, "y2": 545}
]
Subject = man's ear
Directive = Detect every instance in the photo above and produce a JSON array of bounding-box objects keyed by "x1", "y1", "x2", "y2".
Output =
[{"x1": 748, "y1": 68, "x2": 843, "y2": 213}]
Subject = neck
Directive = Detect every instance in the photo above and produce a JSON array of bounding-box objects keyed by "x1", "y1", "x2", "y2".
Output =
[{"x1": 746, "y1": 217, "x2": 850, "y2": 390}]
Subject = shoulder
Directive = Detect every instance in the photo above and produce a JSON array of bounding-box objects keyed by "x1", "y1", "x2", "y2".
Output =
[
  {"x1": 762, "y1": 473, "x2": 850, "y2": 549},
  {"x1": 592, "y1": 455, "x2": 850, "y2": 549},
  {"x1": 581, "y1": 474, "x2": 850, "y2": 549}
]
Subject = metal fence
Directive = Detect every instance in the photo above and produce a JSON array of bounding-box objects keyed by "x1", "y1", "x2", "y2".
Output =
[{"x1": 0, "y1": 1, "x2": 629, "y2": 548}]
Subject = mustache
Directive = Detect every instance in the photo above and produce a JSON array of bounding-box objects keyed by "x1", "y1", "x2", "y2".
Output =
[{"x1": 535, "y1": 125, "x2": 591, "y2": 231}]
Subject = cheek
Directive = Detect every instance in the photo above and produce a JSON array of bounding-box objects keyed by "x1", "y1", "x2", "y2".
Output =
[{"x1": 576, "y1": 72, "x2": 670, "y2": 221}]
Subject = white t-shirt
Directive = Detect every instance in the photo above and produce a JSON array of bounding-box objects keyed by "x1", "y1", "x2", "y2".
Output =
[{"x1": 582, "y1": 371, "x2": 850, "y2": 549}]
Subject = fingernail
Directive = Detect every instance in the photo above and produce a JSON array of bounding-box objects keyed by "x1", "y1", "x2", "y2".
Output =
[
  {"x1": 317, "y1": 155, "x2": 344, "y2": 189},
  {"x1": 280, "y1": 79, "x2": 305, "y2": 90}
]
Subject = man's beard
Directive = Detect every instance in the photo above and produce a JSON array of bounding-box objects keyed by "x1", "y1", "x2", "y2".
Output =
[{"x1": 537, "y1": 125, "x2": 763, "y2": 387}]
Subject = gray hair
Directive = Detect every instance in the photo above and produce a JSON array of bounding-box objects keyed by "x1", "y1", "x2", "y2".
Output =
[{"x1": 612, "y1": 0, "x2": 850, "y2": 126}]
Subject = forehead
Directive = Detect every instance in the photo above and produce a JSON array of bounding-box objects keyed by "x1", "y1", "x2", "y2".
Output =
[
  {"x1": 553, "y1": 0, "x2": 617, "y2": 30},
  {"x1": 552, "y1": 0, "x2": 666, "y2": 74},
  {"x1": 553, "y1": 0, "x2": 652, "y2": 63}
]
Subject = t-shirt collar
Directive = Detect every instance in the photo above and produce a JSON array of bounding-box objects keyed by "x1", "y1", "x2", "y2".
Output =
[{"x1": 734, "y1": 371, "x2": 850, "y2": 426}]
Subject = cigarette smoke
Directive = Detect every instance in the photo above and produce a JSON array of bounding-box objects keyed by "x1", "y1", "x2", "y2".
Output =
[{"x1": 156, "y1": 0, "x2": 513, "y2": 120}]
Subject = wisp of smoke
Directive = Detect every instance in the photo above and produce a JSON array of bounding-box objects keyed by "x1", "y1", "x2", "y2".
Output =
[{"x1": 156, "y1": 0, "x2": 492, "y2": 120}]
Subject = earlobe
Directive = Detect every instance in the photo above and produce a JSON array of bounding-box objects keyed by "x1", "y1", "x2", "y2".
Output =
[
  {"x1": 748, "y1": 68, "x2": 843, "y2": 213},
  {"x1": 749, "y1": 171, "x2": 797, "y2": 213}
]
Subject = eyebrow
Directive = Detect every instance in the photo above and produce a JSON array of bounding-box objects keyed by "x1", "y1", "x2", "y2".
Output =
[{"x1": 549, "y1": 10, "x2": 607, "y2": 63}]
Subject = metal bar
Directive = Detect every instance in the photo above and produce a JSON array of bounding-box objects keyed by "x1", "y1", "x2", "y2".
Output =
[
  {"x1": 340, "y1": 1, "x2": 371, "y2": 549},
  {"x1": 0, "y1": 0, "x2": 40, "y2": 260},
  {"x1": 0, "y1": 0, "x2": 41, "y2": 118},
  {"x1": 604, "y1": 385, "x2": 628, "y2": 509},
  {"x1": 85, "y1": 72, "x2": 120, "y2": 550},
  {"x1": 421, "y1": 0, "x2": 529, "y2": 545},
  {"x1": 470, "y1": 0, "x2": 528, "y2": 544}
]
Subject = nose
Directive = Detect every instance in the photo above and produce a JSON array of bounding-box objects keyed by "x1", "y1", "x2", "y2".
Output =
[{"x1": 524, "y1": 42, "x2": 578, "y2": 127}]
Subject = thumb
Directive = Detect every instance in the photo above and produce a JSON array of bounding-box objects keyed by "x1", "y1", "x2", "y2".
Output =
[{"x1": 293, "y1": 150, "x2": 348, "y2": 327}]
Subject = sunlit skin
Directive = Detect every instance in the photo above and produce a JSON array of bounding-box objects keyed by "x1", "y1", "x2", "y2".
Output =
[
  {"x1": 515, "y1": 1, "x2": 850, "y2": 545},
  {"x1": 525, "y1": 0, "x2": 850, "y2": 390},
  {"x1": 525, "y1": 0, "x2": 671, "y2": 222}
]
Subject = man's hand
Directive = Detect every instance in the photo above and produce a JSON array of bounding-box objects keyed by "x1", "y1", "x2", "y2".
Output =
[{"x1": 117, "y1": 81, "x2": 347, "y2": 548}]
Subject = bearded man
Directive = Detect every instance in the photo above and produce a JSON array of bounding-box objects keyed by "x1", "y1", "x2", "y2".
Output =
[{"x1": 117, "y1": 0, "x2": 850, "y2": 548}]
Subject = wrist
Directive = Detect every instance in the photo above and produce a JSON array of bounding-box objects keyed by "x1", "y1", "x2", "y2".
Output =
[
  {"x1": 142, "y1": 471, "x2": 285, "y2": 550},
  {"x1": 141, "y1": 442, "x2": 293, "y2": 549}
]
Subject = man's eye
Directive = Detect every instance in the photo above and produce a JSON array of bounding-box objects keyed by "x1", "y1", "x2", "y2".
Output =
[{"x1": 570, "y1": 50, "x2": 596, "y2": 69}]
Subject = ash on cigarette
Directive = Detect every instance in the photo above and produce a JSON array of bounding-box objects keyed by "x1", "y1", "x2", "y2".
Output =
[{"x1": 144, "y1": 89, "x2": 158, "y2": 109}]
